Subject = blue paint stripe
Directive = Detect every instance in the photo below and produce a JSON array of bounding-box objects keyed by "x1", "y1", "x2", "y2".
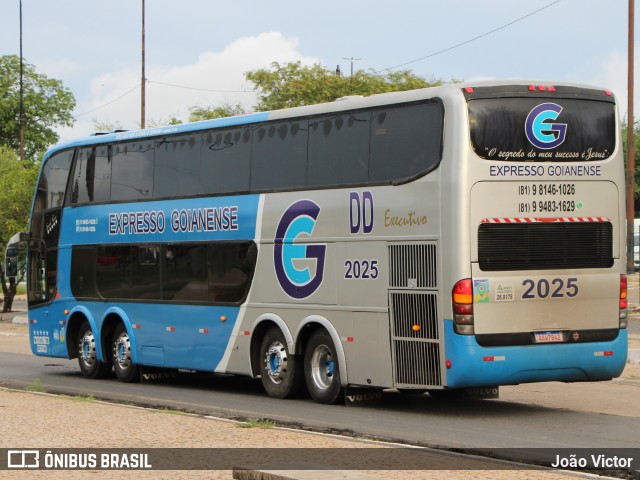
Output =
[
  {"x1": 443, "y1": 320, "x2": 628, "y2": 387},
  {"x1": 60, "y1": 194, "x2": 260, "y2": 245}
]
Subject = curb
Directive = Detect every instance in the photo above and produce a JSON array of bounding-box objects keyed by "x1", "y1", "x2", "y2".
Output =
[
  {"x1": 11, "y1": 315, "x2": 28, "y2": 325},
  {"x1": 232, "y1": 468, "x2": 379, "y2": 480},
  {"x1": 629, "y1": 349, "x2": 640, "y2": 364}
]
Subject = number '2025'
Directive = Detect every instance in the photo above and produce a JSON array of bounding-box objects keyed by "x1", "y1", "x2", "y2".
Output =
[{"x1": 522, "y1": 278, "x2": 579, "y2": 299}]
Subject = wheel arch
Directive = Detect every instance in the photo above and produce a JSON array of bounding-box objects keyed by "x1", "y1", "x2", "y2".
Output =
[
  {"x1": 100, "y1": 307, "x2": 139, "y2": 365},
  {"x1": 66, "y1": 306, "x2": 98, "y2": 361},
  {"x1": 295, "y1": 315, "x2": 348, "y2": 387},
  {"x1": 249, "y1": 313, "x2": 294, "y2": 377}
]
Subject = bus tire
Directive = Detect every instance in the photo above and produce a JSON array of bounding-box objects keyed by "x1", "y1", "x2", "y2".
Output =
[
  {"x1": 112, "y1": 323, "x2": 139, "y2": 383},
  {"x1": 304, "y1": 329, "x2": 343, "y2": 404},
  {"x1": 259, "y1": 327, "x2": 304, "y2": 399},
  {"x1": 77, "y1": 321, "x2": 111, "y2": 379}
]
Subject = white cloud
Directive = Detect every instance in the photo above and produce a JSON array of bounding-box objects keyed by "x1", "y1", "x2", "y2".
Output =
[{"x1": 57, "y1": 31, "x2": 320, "y2": 141}]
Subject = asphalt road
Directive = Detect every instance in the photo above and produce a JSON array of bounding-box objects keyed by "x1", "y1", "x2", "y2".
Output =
[{"x1": 1, "y1": 350, "x2": 638, "y2": 457}]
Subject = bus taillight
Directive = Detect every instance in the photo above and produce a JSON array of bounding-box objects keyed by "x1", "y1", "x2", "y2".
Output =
[
  {"x1": 452, "y1": 279, "x2": 474, "y2": 335},
  {"x1": 620, "y1": 274, "x2": 628, "y2": 329}
]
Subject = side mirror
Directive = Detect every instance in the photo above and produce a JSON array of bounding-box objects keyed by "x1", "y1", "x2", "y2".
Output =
[
  {"x1": 4, "y1": 247, "x2": 19, "y2": 278},
  {"x1": 4, "y1": 232, "x2": 27, "y2": 279}
]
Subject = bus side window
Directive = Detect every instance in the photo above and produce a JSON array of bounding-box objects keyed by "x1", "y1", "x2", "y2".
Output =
[
  {"x1": 308, "y1": 113, "x2": 370, "y2": 186},
  {"x1": 154, "y1": 135, "x2": 201, "y2": 199},
  {"x1": 111, "y1": 142, "x2": 154, "y2": 201},
  {"x1": 369, "y1": 102, "x2": 443, "y2": 182},
  {"x1": 251, "y1": 121, "x2": 308, "y2": 191},
  {"x1": 201, "y1": 128, "x2": 251, "y2": 195}
]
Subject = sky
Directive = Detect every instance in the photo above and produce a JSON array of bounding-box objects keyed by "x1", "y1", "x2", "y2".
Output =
[{"x1": 0, "y1": 0, "x2": 635, "y2": 143}]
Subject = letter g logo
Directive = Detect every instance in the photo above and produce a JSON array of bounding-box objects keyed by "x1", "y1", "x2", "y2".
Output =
[
  {"x1": 274, "y1": 200, "x2": 326, "y2": 299},
  {"x1": 525, "y1": 103, "x2": 567, "y2": 150}
]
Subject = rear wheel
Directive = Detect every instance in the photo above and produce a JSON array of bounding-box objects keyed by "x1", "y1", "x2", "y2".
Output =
[
  {"x1": 77, "y1": 321, "x2": 111, "y2": 379},
  {"x1": 259, "y1": 327, "x2": 305, "y2": 398},
  {"x1": 112, "y1": 323, "x2": 139, "y2": 383},
  {"x1": 304, "y1": 329, "x2": 343, "y2": 404}
]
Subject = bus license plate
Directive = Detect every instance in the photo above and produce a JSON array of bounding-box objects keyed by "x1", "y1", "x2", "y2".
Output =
[{"x1": 534, "y1": 331, "x2": 564, "y2": 344}]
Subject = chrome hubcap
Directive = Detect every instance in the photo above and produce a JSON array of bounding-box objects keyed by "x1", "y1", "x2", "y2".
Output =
[
  {"x1": 310, "y1": 344, "x2": 334, "y2": 391},
  {"x1": 113, "y1": 331, "x2": 132, "y2": 370},
  {"x1": 79, "y1": 330, "x2": 97, "y2": 368},
  {"x1": 264, "y1": 341, "x2": 288, "y2": 384}
]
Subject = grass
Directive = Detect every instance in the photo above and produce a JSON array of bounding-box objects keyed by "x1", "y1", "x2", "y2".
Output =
[
  {"x1": 69, "y1": 393, "x2": 95, "y2": 402},
  {"x1": 238, "y1": 418, "x2": 276, "y2": 429},
  {"x1": 25, "y1": 378, "x2": 45, "y2": 392},
  {"x1": 152, "y1": 407, "x2": 187, "y2": 416}
]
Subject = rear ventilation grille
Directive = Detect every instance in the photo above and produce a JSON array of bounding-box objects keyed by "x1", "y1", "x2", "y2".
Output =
[
  {"x1": 392, "y1": 340, "x2": 441, "y2": 386},
  {"x1": 389, "y1": 243, "x2": 437, "y2": 288},
  {"x1": 478, "y1": 222, "x2": 613, "y2": 271},
  {"x1": 390, "y1": 291, "x2": 441, "y2": 387},
  {"x1": 390, "y1": 292, "x2": 439, "y2": 340}
]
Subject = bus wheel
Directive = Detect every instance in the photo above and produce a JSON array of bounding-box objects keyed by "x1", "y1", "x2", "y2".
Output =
[
  {"x1": 304, "y1": 329, "x2": 343, "y2": 404},
  {"x1": 112, "y1": 323, "x2": 139, "y2": 383},
  {"x1": 77, "y1": 321, "x2": 111, "y2": 379},
  {"x1": 259, "y1": 327, "x2": 304, "y2": 399}
]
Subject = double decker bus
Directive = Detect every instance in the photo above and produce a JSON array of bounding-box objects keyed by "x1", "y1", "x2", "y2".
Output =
[{"x1": 7, "y1": 81, "x2": 628, "y2": 403}]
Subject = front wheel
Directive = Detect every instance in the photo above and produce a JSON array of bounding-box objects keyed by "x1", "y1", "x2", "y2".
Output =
[
  {"x1": 304, "y1": 329, "x2": 343, "y2": 404},
  {"x1": 259, "y1": 327, "x2": 305, "y2": 398},
  {"x1": 112, "y1": 323, "x2": 139, "y2": 383},
  {"x1": 77, "y1": 321, "x2": 111, "y2": 379}
]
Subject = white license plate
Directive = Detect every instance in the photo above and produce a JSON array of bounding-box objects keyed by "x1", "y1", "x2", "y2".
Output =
[{"x1": 534, "y1": 331, "x2": 564, "y2": 343}]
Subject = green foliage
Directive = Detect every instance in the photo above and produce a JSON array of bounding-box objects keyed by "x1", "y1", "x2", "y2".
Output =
[
  {"x1": 237, "y1": 418, "x2": 276, "y2": 429},
  {"x1": 0, "y1": 146, "x2": 38, "y2": 250},
  {"x1": 92, "y1": 119, "x2": 125, "y2": 133},
  {"x1": 189, "y1": 103, "x2": 245, "y2": 122},
  {"x1": 25, "y1": 378, "x2": 45, "y2": 392},
  {"x1": 0, "y1": 55, "x2": 76, "y2": 161},
  {"x1": 245, "y1": 61, "x2": 442, "y2": 111},
  {"x1": 186, "y1": 62, "x2": 442, "y2": 119}
]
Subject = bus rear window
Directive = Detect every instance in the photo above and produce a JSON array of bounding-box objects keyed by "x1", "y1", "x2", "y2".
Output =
[{"x1": 468, "y1": 98, "x2": 615, "y2": 161}]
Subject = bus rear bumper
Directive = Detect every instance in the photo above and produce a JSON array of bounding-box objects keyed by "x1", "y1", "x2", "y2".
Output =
[{"x1": 443, "y1": 320, "x2": 628, "y2": 388}]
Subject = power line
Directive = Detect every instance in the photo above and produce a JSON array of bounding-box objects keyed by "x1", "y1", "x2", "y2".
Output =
[
  {"x1": 73, "y1": 84, "x2": 140, "y2": 118},
  {"x1": 147, "y1": 79, "x2": 252, "y2": 93},
  {"x1": 72, "y1": 78, "x2": 251, "y2": 120},
  {"x1": 378, "y1": 0, "x2": 563, "y2": 72}
]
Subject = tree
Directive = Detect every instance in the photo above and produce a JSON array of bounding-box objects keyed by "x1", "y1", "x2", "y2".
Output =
[
  {"x1": 0, "y1": 55, "x2": 76, "y2": 162},
  {"x1": 0, "y1": 146, "x2": 39, "y2": 312},
  {"x1": 189, "y1": 103, "x2": 245, "y2": 122},
  {"x1": 245, "y1": 61, "x2": 442, "y2": 111},
  {"x1": 92, "y1": 119, "x2": 125, "y2": 133}
]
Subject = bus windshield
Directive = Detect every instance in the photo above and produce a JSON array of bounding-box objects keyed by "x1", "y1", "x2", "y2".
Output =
[{"x1": 468, "y1": 97, "x2": 616, "y2": 162}]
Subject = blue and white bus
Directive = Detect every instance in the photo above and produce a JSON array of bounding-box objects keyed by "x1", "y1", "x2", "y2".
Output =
[{"x1": 8, "y1": 81, "x2": 628, "y2": 403}]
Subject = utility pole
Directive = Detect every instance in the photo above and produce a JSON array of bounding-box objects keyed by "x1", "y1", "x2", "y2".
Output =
[
  {"x1": 628, "y1": 0, "x2": 635, "y2": 273},
  {"x1": 19, "y1": 0, "x2": 24, "y2": 161},
  {"x1": 141, "y1": 0, "x2": 146, "y2": 129},
  {"x1": 343, "y1": 57, "x2": 361, "y2": 77}
]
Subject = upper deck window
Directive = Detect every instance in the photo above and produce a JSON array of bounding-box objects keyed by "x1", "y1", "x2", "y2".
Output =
[
  {"x1": 35, "y1": 150, "x2": 74, "y2": 212},
  {"x1": 468, "y1": 97, "x2": 615, "y2": 162},
  {"x1": 65, "y1": 99, "x2": 444, "y2": 206}
]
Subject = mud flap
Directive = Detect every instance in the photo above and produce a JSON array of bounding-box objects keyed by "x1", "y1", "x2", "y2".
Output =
[{"x1": 463, "y1": 386, "x2": 499, "y2": 399}]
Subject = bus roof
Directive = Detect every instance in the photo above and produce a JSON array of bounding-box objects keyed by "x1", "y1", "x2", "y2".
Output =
[{"x1": 45, "y1": 79, "x2": 615, "y2": 161}]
